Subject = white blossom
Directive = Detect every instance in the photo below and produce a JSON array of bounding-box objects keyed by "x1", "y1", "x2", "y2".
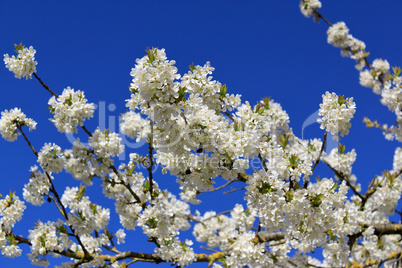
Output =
[
  {"x1": 120, "y1": 111, "x2": 150, "y2": 141},
  {"x1": 38, "y1": 143, "x2": 65, "y2": 173},
  {"x1": 89, "y1": 128, "x2": 124, "y2": 158},
  {"x1": 48, "y1": 87, "x2": 95, "y2": 134},
  {"x1": 0, "y1": 193, "x2": 26, "y2": 232},
  {"x1": 0, "y1": 108, "x2": 37, "y2": 142},
  {"x1": 4, "y1": 45, "x2": 37, "y2": 79},
  {"x1": 299, "y1": 0, "x2": 321, "y2": 18},
  {"x1": 23, "y1": 166, "x2": 51, "y2": 206},
  {"x1": 317, "y1": 91, "x2": 356, "y2": 141}
]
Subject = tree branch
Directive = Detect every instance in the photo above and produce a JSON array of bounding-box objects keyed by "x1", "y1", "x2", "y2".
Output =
[{"x1": 33, "y1": 73, "x2": 59, "y2": 97}]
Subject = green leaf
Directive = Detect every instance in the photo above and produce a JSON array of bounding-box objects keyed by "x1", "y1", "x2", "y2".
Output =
[
  {"x1": 337, "y1": 95, "x2": 347, "y2": 105},
  {"x1": 219, "y1": 84, "x2": 227, "y2": 99},
  {"x1": 308, "y1": 193, "x2": 324, "y2": 207},
  {"x1": 14, "y1": 42, "x2": 24, "y2": 52},
  {"x1": 288, "y1": 154, "x2": 299, "y2": 169},
  {"x1": 90, "y1": 203, "x2": 98, "y2": 215},
  {"x1": 279, "y1": 134, "x2": 289, "y2": 149},
  {"x1": 144, "y1": 180, "x2": 150, "y2": 190},
  {"x1": 338, "y1": 144, "x2": 346, "y2": 154},
  {"x1": 146, "y1": 218, "x2": 157, "y2": 229},
  {"x1": 257, "y1": 182, "x2": 277, "y2": 195},
  {"x1": 189, "y1": 63, "x2": 196, "y2": 71},
  {"x1": 146, "y1": 47, "x2": 156, "y2": 63},
  {"x1": 285, "y1": 191, "x2": 293, "y2": 202},
  {"x1": 262, "y1": 97, "x2": 271, "y2": 109},
  {"x1": 76, "y1": 185, "x2": 86, "y2": 201}
]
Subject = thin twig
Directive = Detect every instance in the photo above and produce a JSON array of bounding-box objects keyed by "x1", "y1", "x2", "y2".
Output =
[
  {"x1": 224, "y1": 187, "x2": 246, "y2": 194},
  {"x1": 324, "y1": 160, "x2": 365, "y2": 201},
  {"x1": 200, "y1": 246, "x2": 219, "y2": 253},
  {"x1": 202, "y1": 210, "x2": 232, "y2": 222},
  {"x1": 304, "y1": 131, "x2": 327, "y2": 188},
  {"x1": 223, "y1": 111, "x2": 235, "y2": 122},
  {"x1": 199, "y1": 179, "x2": 237, "y2": 193},
  {"x1": 81, "y1": 125, "x2": 92, "y2": 137},
  {"x1": 111, "y1": 166, "x2": 142, "y2": 204},
  {"x1": 33, "y1": 73, "x2": 59, "y2": 97},
  {"x1": 17, "y1": 124, "x2": 91, "y2": 258},
  {"x1": 17, "y1": 124, "x2": 38, "y2": 157},
  {"x1": 312, "y1": 9, "x2": 333, "y2": 26}
]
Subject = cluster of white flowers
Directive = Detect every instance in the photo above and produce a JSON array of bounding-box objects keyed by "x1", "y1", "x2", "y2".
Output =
[
  {"x1": 4, "y1": 44, "x2": 37, "y2": 79},
  {"x1": 48, "y1": 87, "x2": 95, "y2": 134},
  {"x1": 37, "y1": 143, "x2": 65, "y2": 173},
  {"x1": 324, "y1": 147, "x2": 356, "y2": 176},
  {"x1": 299, "y1": 0, "x2": 321, "y2": 18},
  {"x1": 317, "y1": 91, "x2": 356, "y2": 141},
  {"x1": 130, "y1": 48, "x2": 180, "y2": 104},
  {"x1": 0, "y1": 108, "x2": 37, "y2": 142},
  {"x1": 61, "y1": 187, "x2": 110, "y2": 236},
  {"x1": 154, "y1": 238, "x2": 196, "y2": 266},
  {"x1": 193, "y1": 204, "x2": 255, "y2": 253},
  {"x1": 181, "y1": 62, "x2": 241, "y2": 112},
  {"x1": 226, "y1": 231, "x2": 273, "y2": 267},
  {"x1": 0, "y1": 193, "x2": 26, "y2": 232},
  {"x1": 0, "y1": 193, "x2": 26, "y2": 258},
  {"x1": 327, "y1": 22, "x2": 367, "y2": 70},
  {"x1": 137, "y1": 191, "x2": 190, "y2": 239},
  {"x1": 89, "y1": 128, "x2": 124, "y2": 158},
  {"x1": 359, "y1": 59, "x2": 391, "y2": 95},
  {"x1": 120, "y1": 111, "x2": 150, "y2": 141},
  {"x1": 179, "y1": 189, "x2": 201, "y2": 204},
  {"x1": 64, "y1": 140, "x2": 96, "y2": 185},
  {"x1": 23, "y1": 165, "x2": 51, "y2": 206},
  {"x1": 28, "y1": 220, "x2": 71, "y2": 266}
]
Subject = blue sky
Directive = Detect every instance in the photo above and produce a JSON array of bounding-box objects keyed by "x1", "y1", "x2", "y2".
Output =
[{"x1": 1, "y1": 1, "x2": 402, "y2": 267}]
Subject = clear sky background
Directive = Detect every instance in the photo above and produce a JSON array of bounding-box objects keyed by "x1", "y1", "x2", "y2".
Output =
[{"x1": 1, "y1": 1, "x2": 402, "y2": 267}]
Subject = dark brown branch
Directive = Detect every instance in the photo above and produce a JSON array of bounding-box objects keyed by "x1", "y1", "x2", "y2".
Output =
[
  {"x1": 33, "y1": 73, "x2": 59, "y2": 97},
  {"x1": 17, "y1": 124, "x2": 38, "y2": 157},
  {"x1": 312, "y1": 9, "x2": 333, "y2": 26},
  {"x1": 81, "y1": 125, "x2": 92, "y2": 137},
  {"x1": 324, "y1": 160, "x2": 365, "y2": 201}
]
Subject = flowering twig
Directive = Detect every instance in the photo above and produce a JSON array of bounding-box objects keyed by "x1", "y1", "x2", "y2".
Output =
[
  {"x1": 16, "y1": 123, "x2": 91, "y2": 258},
  {"x1": 324, "y1": 160, "x2": 365, "y2": 201}
]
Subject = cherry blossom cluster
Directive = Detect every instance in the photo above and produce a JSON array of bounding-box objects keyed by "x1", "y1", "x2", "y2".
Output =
[
  {"x1": 48, "y1": 87, "x2": 95, "y2": 134},
  {"x1": 327, "y1": 22, "x2": 367, "y2": 70},
  {"x1": 3, "y1": 44, "x2": 37, "y2": 79},
  {"x1": 0, "y1": 193, "x2": 26, "y2": 257},
  {"x1": 0, "y1": 108, "x2": 37, "y2": 142},
  {"x1": 22, "y1": 165, "x2": 51, "y2": 206},
  {"x1": 299, "y1": 0, "x2": 321, "y2": 18},
  {"x1": 317, "y1": 91, "x2": 356, "y2": 141}
]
